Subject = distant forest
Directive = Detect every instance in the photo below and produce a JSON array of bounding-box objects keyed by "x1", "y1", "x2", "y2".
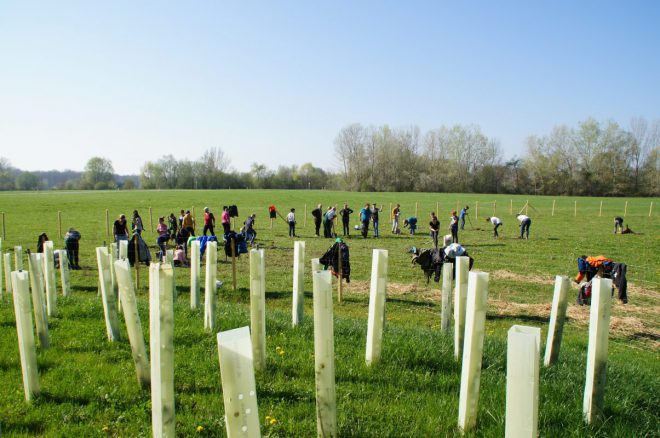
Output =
[{"x1": 1, "y1": 117, "x2": 658, "y2": 196}]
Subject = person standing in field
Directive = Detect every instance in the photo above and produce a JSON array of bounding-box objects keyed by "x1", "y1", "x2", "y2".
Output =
[
  {"x1": 203, "y1": 207, "x2": 216, "y2": 236},
  {"x1": 286, "y1": 208, "x2": 297, "y2": 237},
  {"x1": 429, "y1": 212, "x2": 440, "y2": 247},
  {"x1": 113, "y1": 214, "x2": 129, "y2": 242},
  {"x1": 392, "y1": 203, "x2": 401, "y2": 234},
  {"x1": 182, "y1": 210, "x2": 195, "y2": 236},
  {"x1": 221, "y1": 206, "x2": 231, "y2": 235},
  {"x1": 450, "y1": 210, "x2": 459, "y2": 243},
  {"x1": 64, "y1": 227, "x2": 81, "y2": 269},
  {"x1": 325, "y1": 206, "x2": 337, "y2": 238},
  {"x1": 371, "y1": 203, "x2": 381, "y2": 238},
  {"x1": 459, "y1": 206, "x2": 469, "y2": 230},
  {"x1": 517, "y1": 214, "x2": 532, "y2": 239},
  {"x1": 156, "y1": 216, "x2": 169, "y2": 260},
  {"x1": 132, "y1": 210, "x2": 144, "y2": 235},
  {"x1": 360, "y1": 203, "x2": 372, "y2": 238},
  {"x1": 168, "y1": 213, "x2": 178, "y2": 241},
  {"x1": 312, "y1": 204, "x2": 323, "y2": 237},
  {"x1": 179, "y1": 209, "x2": 185, "y2": 228},
  {"x1": 339, "y1": 203, "x2": 353, "y2": 236},
  {"x1": 244, "y1": 213, "x2": 257, "y2": 245},
  {"x1": 486, "y1": 216, "x2": 502, "y2": 238},
  {"x1": 614, "y1": 216, "x2": 624, "y2": 234}
]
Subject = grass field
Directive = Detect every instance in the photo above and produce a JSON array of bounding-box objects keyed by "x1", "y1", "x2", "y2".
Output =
[{"x1": 0, "y1": 190, "x2": 658, "y2": 437}]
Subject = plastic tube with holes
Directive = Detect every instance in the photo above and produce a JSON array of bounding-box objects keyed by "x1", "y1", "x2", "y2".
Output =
[
  {"x1": 313, "y1": 269, "x2": 337, "y2": 437},
  {"x1": 28, "y1": 253, "x2": 49, "y2": 349},
  {"x1": 453, "y1": 256, "x2": 469, "y2": 360},
  {"x1": 544, "y1": 276, "x2": 570, "y2": 366},
  {"x1": 441, "y1": 262, "x2": 453, "y2": 333},
  {"x1": 506, "y1": 325, "x2": 540, "y2": 437},
  {"x1": 43, "y1": 241, "x2": 57, "y2": 317},
  {"x1": 108, "y1": 244, "x2": 121, "y2": 313},
  {"x1": 366, "y1": 249, "x2": 388, "y2": 365},
  {"x1": 250, "y1": 249, "x2": 266, "y2": 371},
  {"x1": 292, "y1": 241, "x2": 305, "y2": 327},
  {"x1": 56, "y1": 250, "x2": 71, "y2": 297},
  {"x1": 11, "y1": 270, "x2": 40, "y2": 401},
  {"x1": 96, "y1": 247, "x2": 121, "y2": 341},
  {"x1": 204, "y1": 241, "x2": 217, "y2": 331},
  {"x1": 190, "y1": 240, "x2": 200, "y2": 309}
]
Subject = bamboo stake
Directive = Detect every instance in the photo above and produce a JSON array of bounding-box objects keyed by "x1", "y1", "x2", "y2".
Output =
[
  {"x1": 493, "y1": 200, "x2": 496, "y2": 216},
  {"x1": 574, "y1": 200, "x2": 577, "y2": 217},
  {"x1": 57, "y1": 211, "x2": 62, "y2": 239},
  {"x1": 1, "y1": 211, "x2": 5, "y2": 240},
  {"x1": 149, "y1": 207, "x2": 153, "y2": 232},
  {"x1": 551, "y1": 199, "x2": 555, "y2": 216},
  {"x1": 475, "y1": 201, "x2": 479, "y2": 220},
  {"x1": 650, "y1": 202, "x2": 653, "y2": 217},
  {"x1": 510, "y1": 199, "x2": 513, "y2": 215},
  {"x1": 304, "y1": 204, "x2": 307, "y2": 228},
  {"x1": 599, "y1": 200, "x2": 603, "y2": 217},
  {"x1": 231, "y1": 238, "x2": 237, "y2": 292},
  {"x1": 337, "y1": 243, "x2": 343, "y2": 303},
  {"x1": 105, "y1": 209, "x2": 109, "y2": 237},
  {"x1": 624, "y1": 201, "x2": 628, "y2": 217}
]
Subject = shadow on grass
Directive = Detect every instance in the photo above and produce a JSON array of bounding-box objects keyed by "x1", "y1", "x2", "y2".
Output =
[
  {"x1": 387, "y1": 297, "x2": 436, "y2": 309},
  {"x1": 2, "y1": 418, "x2": 45, "y2": 435},
  {"x1": 487, "y1": 313, "x2": 548, "y2": 324},
  {"x1": 39, "y1": 390, "x2": 92, "y2": 405}
]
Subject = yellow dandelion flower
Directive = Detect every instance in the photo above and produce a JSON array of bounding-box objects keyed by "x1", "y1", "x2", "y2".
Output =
[
  {"x1": 102, "y1": 426, "x2": 110, "y2": 432},
  {"x1": 196, "y1": 425, "x2": 204, "y2": 433},
  {"x1": 270, "y1": 418, "x2": 277, "y2": 425}
]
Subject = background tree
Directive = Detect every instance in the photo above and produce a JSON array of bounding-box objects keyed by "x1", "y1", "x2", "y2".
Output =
[{"x1": 80, "y1": 157, "x2": 116, "y2": 190}]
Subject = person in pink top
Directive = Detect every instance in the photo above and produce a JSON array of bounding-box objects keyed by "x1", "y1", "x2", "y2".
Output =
[
  {"x1": 221, "y1": 206, "x2": 231, "y2": 235},
  {"x1": 156, "y1": 216, "x2": 169, "y2": 259}
]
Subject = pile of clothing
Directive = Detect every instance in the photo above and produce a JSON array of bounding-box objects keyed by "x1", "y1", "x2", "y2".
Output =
[
  {"x1": 223, "y1": 231, "x2": 248, "y2": 257},
  {"x1": 319, "y1": 239, "x2": 350, "y2": 282},
  {"x1": 127, "y1": 233, "x2": 152, "y2": 266},
  {"x1": 410, "y1": 243, "x2": 474, "y2": 283}
]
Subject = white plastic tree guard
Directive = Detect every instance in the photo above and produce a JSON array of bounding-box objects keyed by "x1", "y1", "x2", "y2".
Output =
[
  {"x1": 292, "y1": 241, "x2": 305, "y2": 327},
  {"x1": 165, "y1": 249, "x2": 176, "y2": 301},
  {"x1": 311, "y1": 257, "x2": 321, "y2": 272},
  {"x1": 109, "y1": 244, "x2": 121, "y2": 313},
  {"x1": 190, "y1": 240, "x2": 201, "y2": 309},
  {"x1": 217, "y1": 326, "x2": 261, "y2": 438},
  {"x1": 3, "y1": 253, "x2": 12, "y2": 295},
  {"x1": 43, "y1": 241, "x2": 57, "y2": 317},
  {"x1": 544, "y1": 276, "x2": 570, "y2": 367},
  {"x1": 457, "y1": 271, "x2": 489, "y2": 433},
  {"x1": 96, "y1": 247, "x2": 121, "y2": 342},
  {"x1": 119, "y1": 239, "x2": 128, "y2": 260},
  {"x1": 454, "y1": 256, "x2": 469, "y2": 360},
  {"x1": 204, "y1": 241, "x2": 218, "y2": 331},
  {"x1": 11, "y1": 271, "x2": 40, "y2": 401},
  {"x1": 14, "y1": 245, "x2": 23, "y2": 270},
  {"x1": 441, "y1": 262, "x2": 453, "y2": 333},
  {"x1": 583, "y1": 277, "x2": 613, "y2": 425},
  {"x1": 56, "y1": 250, "x2": 71, "y2": 297},
  {"x1": 115, "y1": 259, "x2": 150, "y2": 389},
  {"x1": 27, "y1": 253, "x2": 49, "y2": 349},
  {"x1": 505, "y1": 325, "x2": 540, "y2": 438},
  {"x1": 149, "y1": 262, "x2": 176, "y2": 437},
  {"x1": 366, "y1": 249, "x2": 388, "y2": 366},
  {"x1": 250, "y1": 249, "x2": 266, "y2": 371},
  {"x1": 313, "y1": 270, "x2": 337, "y2": 437}
]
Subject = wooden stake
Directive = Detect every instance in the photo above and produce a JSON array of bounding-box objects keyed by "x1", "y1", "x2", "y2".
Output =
[
  {"x1": 231, "y1": 238, "x2": 237, "y2": 292},
  {"x1": 4, "y1": 253, "x2": 12, "y2": 295},
  {"x1": 599, "y1": 200, "x2": 603, "y2": 217},
  {"x1": 190, "y1": 240, "x2": 200, "y2": 309},
  {"x1": 650, "y1": 202, "x2": 653, "y2": 217},
  {"x1": 415, "y1": 201, "x2": 418, "y2": 218},
  {"x1": 11, "y1": 271, "x2": 41, "y2": 401},
  {"x1": 441, "y1": 262, "x2": 453, "y2": 333},
  {"x1": 551, "y1": 199, "x2": 556, "y2": 217},
  {"x1": 43, "y1": 241, "x2": 57, "y2": 317},
  {"x1": 250, "y1": 249, "x2": 266, "y2": 371},
  {"x1": 57, "y1": 211, "x2": 62, "y2": 239},
  {"x1": 27, "y1": 253, "x2": 49, "y2": 349},
  {"x1": 1, "y1": 211, "x2": 5, "y2": 240},
  {"x1": 574, "y1": 200, "x2": 577, "y2": 217},
  {"x1": 217, "y1": 327, "x2": 261, "y2": 438},
  {"x1": 457, "y1": 271, "x2": 489, "y2": 433},
  {"x1": 454, "y1": 256, "x2": 469, "y2": 360},
  {"x1": 304, "y1": 204, "x2": 307, "y2": 228},
  {"x1": 337, "y1": 243, "x2": 343, "y2": 303},
  {"x1": 105, "y1": 209, "x2": 109, "y2": 237},
  {"x1": 115, "y1": 259, "x2": 150, "y2": 388},
  {"x1": 475, "y1": 201, "x2": 479, "y2": 220},
  {"x1": 134, "y1": 236, "x2": 140, "y2": 290},
  {"x1": 292, "y1": 241, "x2": 305, "y2": 327},
  {"x1": 544, "y1": 276, "x2": 570, "y2": 366},
  {"x1": 510, "y1": 199, "x2": 513, "y2": 215},
  {"x1": 204, "y1": 241, "x2": 218, "y2": 331},
  {"x1": 149, "y1": 262, "x2": 176, "y2": 437},
  {"x1": 583, "y1": 277, "x2": 613, "y2": 424},
  {"x1": 506, "y1": 325, "x2": 540, "y2": 437},
  {"x1": 312, "y1": 270, "x2": 337, "y2": 437},
  {"x1": 149, "y1": 207, "x2": 153, "y2": 232},
  {"x1": 366, "y1": 249, "x2": 388, "y2": 365},
  {"x1": 96, "y1": 247, "x2": 121, "y2": 341},
  {"x1": 493, "y1": 201, "x2": 496, "y2": 216},
  {"x1": 624, "y1": 200, "x2": 628, "y2": 217}
]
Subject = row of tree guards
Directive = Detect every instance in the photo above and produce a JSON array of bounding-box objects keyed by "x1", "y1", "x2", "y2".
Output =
[{"x1": 1, "y1": 232, "x2": 616, "y2": 436}]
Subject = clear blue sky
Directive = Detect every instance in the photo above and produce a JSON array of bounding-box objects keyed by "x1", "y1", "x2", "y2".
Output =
[{"x1": 1, "y1": 1, "x2": 659, "y2": 175}]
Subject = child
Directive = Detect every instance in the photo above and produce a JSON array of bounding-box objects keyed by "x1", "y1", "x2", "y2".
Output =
[
  {"x1": 286, "y1": 208, "x2": 297, "y2": 237},
  {"x1": 450, "y1": 210, "x2": 459, "y2": 243},
  {"x1": 173, "y1": 245, "x2": 188, "y2": 267}
]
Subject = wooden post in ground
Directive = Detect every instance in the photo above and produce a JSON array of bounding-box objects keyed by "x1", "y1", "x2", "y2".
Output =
[
  {"x1": 506, "y1": 325, "x2": 540, "y2": 438},
  {"x1": 3, "y1": 253, "x2": 12, "y2": 295},
  {"x1": 115, "y1": 259, "x2": 150, "y2": 388},
  {"x1": 457, "y1": 271, "x2": 489, "y2": 433},
  {"x1": 599, "y1": 200, "x2": 603, "y2": 217},
  {"x1": 552, "y1": 199, "x2": 555, "y2": 216},
  {"x1": 204, "y1": 241, "x2": 218, "y2": 331},
  {"x1": 96, "y1": 247, "x2": 121, "y2": 341},
  {"x1": 583, "y1": 277, "x2": 613, "y2": 425},
  {"x1": 58, "y1": 211, "x2": 62, "y2": 239},
  {"x1": 43, "y1": 241, "x2": 57, "y2": 317},
  {"x1": 366, "y1": 249, "x2": 388, "y2": 366},
  {"x1": 190, "y1": 240, "x2": 200, "y2": 309},
  {"x1": 415, "y1": 201, "x2": 418, "y2": 218},
  {"x1": 56, "y1": 250, "x2": 70, "y2": 296},
  {"x1": 250, "y1": 249, "x2": 266, "y2": 371},
  {"x1": 525, "y1": 200, "x2": 529, "y2": 216},
  {"x1": 1, "y1": 211, "x2": 5, "y2": 240},
  {"x1": 624, "y1": 200, "x2": 628, "y2": 217},
  {"x1": 231, "y1": 238, "x2": 237, "y2": 292},
  {"x1": 649, "y1": 202, "x2": 653, "y2": 217},
  {"x1": 574, "y1": 200, "x2": 577, "y2": 217},
  {"x1": 27, "y1": 253, "x2": 49, "y2": 349},
  {"x1": 475, "y1": 201, "x2": 479, "y2": 220},
  {"x1": 149, "y1": 262, "x2": 175, "y2": 437},
  {"x1": 292, "y1": 241, "x2": 305, "y2": 327},
  {"x1": 217, "y1": 327, "x2": 261, "y2": 438},
  {"x1": 337, "y1": 243, "x2": 343, "y2": 303},
  {"x1": 544, "y1": 276, "x2": 570, "y2": 366},
  {"x1": 493, "y1": 201, "x2": 496, "y2": 216},
  {"x1": 106, "y1": 209, "x2": 110, "y2": 236},
  {"x1": 441, "y1": 262, "x2": 453, "y2": 333},
  {"x1": 304, "y1": 204, "x2": 307, "y2": 228},
  {"x1": 134, "y1": 236, "x2": 140, "y2": 290},
  {"x1": 11, "y1": 271, "x2": 41, "y2": 401},
  {"x1": 454, "y1": 256, "x2": 469, "y2": 360},
  {"x1": 313, "y1": 270, "x2": 337, "y2": 437},
  {"x1": 149, "y1": 207, "x2": 153, "y2": 232},
  {"x1": 510, "y1": 199, "x2": 513, "y2": 215}
]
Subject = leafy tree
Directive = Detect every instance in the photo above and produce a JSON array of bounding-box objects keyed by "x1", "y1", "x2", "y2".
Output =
[
  {"x1": 81, "y1": 157, "x2": 116, "y2": 190},
  {"x1": 15, "y1": 172, "x2": 40, "y2": 190}
]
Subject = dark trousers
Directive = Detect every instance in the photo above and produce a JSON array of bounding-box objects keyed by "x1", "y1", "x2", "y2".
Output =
[
  {"x1": 343, "y1": 220, "x2": 350, "y2": 236},
  {"x1": 289, "y1": 222, "x2": 296, "y2": 237},
  {"x1": 451, "y1": 227, "x2": 459, "y2": 243},
  {"x1": 222, "y1": 222, "x2": 230, "y2": 235},
  {"x1": 315, "y1": 219, "x2": 322, "y2": 236},
  {"x1": 185, "y1": 226, "x2": 195, "y2": 236},
  {"x1": 203, "y1": 224, "x2": 215, "y2": 236},
  {"x1": 430, "y1": 230, "x2": 438, "y2": 247},
  {"x1": 361, "y1": 220, "x2": 369, "y2": 238},
  {"x1": 520, "y1": 219, "x2": 531, "y2": 239},
  {"x1": 157, "y1": 235, "x2": 168, "y2": 259},
  {"x1": 494, "y1": 223, "x2": 501, "y2": 238},
  {"x1": 65, "y1": 239, "x2": 79, "y2": 268}
]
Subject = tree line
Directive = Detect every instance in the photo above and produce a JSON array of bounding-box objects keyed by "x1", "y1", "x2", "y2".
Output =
[{"x1": 1, "y1": 117, "x2": 657, "y2": 195}]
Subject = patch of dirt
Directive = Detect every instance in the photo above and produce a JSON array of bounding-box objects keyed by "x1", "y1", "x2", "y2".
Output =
[{"x1": 491, "y1": 270, "x2": 556, "y2": 286}]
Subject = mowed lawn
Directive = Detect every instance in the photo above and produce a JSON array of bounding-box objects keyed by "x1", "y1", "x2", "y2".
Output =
[{"x1": 0, "y1": 190, "x2": 658, "y2": 437}]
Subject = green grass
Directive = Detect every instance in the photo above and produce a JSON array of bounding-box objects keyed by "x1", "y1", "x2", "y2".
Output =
[{"x1": 0, "y1": 190, "x2": 658, "y2": 437}]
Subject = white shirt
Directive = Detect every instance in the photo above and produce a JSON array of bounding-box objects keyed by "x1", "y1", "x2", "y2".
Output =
[
  {"x1": 287, "y1": 212, "x2": 295, "y2": 223},
  {"x1": 490, "y1": 217, "x2": 502, "y2": 225},
  {"x1": 326, "y1": 209, "x2": 336, "y2": 221},
  {"x1": 444, "y1": 243, "x2": 466, "y2": 258},
  {"x1": 517, "y1": 214, "x2": 529, "y2": 223}
]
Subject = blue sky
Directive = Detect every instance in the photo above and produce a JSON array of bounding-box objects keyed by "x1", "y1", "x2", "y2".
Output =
[{"x1": 1, "y1": 1, "x2": 659, "y2": 174}]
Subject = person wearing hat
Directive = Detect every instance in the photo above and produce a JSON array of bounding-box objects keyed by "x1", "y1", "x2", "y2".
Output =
[
  {"x1": 203, "y1": 207, "x2": 216, "y2": 236},
  {"x1": 450, "y1": 210, "x2": 459, "y2": 243},
  {"x1": 182, "y1": 210, "x2": 195, "y2": 236},
  {"x1": 286, "y1": 208, "x2": 297, "y2": 237}
]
